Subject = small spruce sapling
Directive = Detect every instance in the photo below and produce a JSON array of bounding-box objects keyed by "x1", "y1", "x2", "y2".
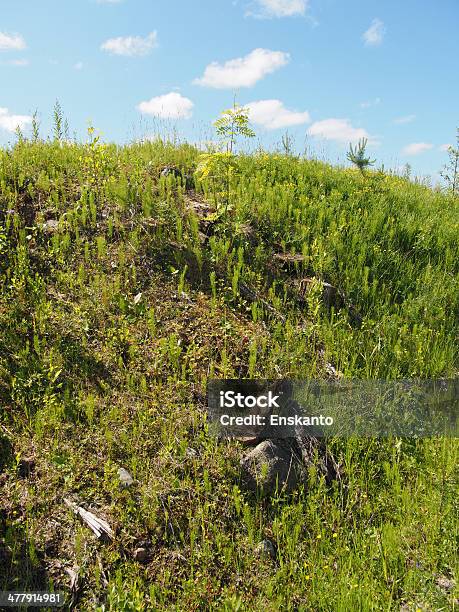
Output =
[{"x1": 346, "y1": 138, "x2": 375, "y2": 173}]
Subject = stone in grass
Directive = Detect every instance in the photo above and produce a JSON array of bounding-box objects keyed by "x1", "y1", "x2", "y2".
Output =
[
  {"x1": 117, "y1": 467, "x2": 134, "y2": 488},
  {"x1": 254, "y1": 539, "x2": 276, "y2": 560},
  {"x1": 436, "y1": 575, "x2": 456, "y2": 592},
  {"x1": 133, "y1": 547, "x2": 149, "y2": 563},
  {"x1": 160, "y1": 166, "x2": 194, "y2": 189},
  {"x1": 160, "y1": 165, "x2": 181, "y2": 178},
  {"x1": 240, "y1": 440, "x2": 303, "y2": 496},
  {"x1": 185, "y1": 447, "x2": 198, "y2": 459},
  {"x1": 42, "y1": 219, "x2": 59, "y2": 234}
]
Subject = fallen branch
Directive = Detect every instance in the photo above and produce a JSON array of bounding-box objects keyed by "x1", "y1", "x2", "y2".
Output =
[
  {"x1": 238, "y1": 280, "x2": 286, "y2": 323},
  {"x1": 64, "y1": 498, "x2": 113, "y2": 540}
]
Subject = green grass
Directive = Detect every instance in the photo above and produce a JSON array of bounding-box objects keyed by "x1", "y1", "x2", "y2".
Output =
[{"x1": 0, "y1": 136, "x2": 458, "y2": 610}]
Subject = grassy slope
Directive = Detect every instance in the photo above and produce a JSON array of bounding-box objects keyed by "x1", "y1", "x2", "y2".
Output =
[{"x1": 0, "y1": 139, "x2": 458, "y2": 611}]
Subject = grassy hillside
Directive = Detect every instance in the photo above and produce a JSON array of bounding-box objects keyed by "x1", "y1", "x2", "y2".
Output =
[{"x1": 0, "y1": 137, "x2": 458, "y2": 610}]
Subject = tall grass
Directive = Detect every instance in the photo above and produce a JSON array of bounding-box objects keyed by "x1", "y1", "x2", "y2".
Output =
[{"x1": 0, "y1": 135, "x2": 457, "y2": 610}]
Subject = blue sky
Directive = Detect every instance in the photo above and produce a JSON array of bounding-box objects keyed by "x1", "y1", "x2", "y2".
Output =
[{"x1": 1, "y1": 0, "x2": 457, "y2": 180}]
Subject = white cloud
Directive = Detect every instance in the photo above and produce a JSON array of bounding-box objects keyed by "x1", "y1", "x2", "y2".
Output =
[
  {"x1": 0, "y1": 32, "x2": 26, "y2": 51},
  {"x1": 251, "y1": 0, "x2": 308, "y2": 17},
  {"x1": 363, "y1": 19, "x2": 385, "y2": 46},
  {"x1": 137, "y1": 92, "x2": 194, "y2": 119},
  {"x1": 194, "y1": 48, "x2": 289, "y2": 89},
  {"x1": 74, "y1": 61, "x2": 84, "y2": 70},
  {"x1": 393, "y1": 114, "x2": 416, "y2": 125},
  {"x1": 246, "y1": 99, "x2": 310, "y2": 130},
  {"x1": 439, "y1": 143, "x2": 452, "y2": 152},
  {"x1": 2, "y1": 58, "x2": 29, "y2": 67},
  {"x1": 402, "y1": 143, "x2": 433, "y2": 156},
  {"x1": 101, "y1": 31, "x2": 157, "y2": 57},
  {"x1": 308, "y1": 118, "x2": 369, "y2": 144},
  {"x1": 0, "y1": 107, "x2": 32, "y2": 132},
  {"x1": 360, "y1": 97, "x2": 381, "y2": 109}
]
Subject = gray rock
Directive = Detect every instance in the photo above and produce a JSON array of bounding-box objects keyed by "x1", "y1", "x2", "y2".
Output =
[
  {"x1": 160, "y1": 165, "x2": 181, "y2": 178},
  {"x1": 436, "y1": 575, "x2": 455, "y2": 592},
  {"x1": 254, "y1": 539, "x2": 276, "y2": 560},
  {"x1": 133, "y1": 547, "x2": 149, "y2": 563},
  {"x1": 117, "y1": 467, "x2": 134, "y2": 488},
  {"x1": 42, "y1": 219, "x2": 59, "y2": 234},
  {"x1": 240, "y1": 439, "x2": 303, "y2": 496},
  {"x1": 185, "y1": 447, "x2": 198, "y2": 459}
]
